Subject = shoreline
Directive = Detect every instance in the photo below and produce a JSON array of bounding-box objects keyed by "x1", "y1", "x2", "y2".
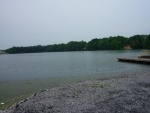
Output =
[{"x1": 2, "y1": 72, "x2": 150, "y2": 113}]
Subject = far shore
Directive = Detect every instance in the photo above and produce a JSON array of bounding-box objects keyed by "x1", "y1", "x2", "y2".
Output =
[
  {"x1": 0, "y1": 51, "x2": 6, "y2": 54},
  {"x1": 2, "y1": 71, "x2": 150, "y2": 113}
]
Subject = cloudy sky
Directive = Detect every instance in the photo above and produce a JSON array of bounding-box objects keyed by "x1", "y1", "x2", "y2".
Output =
[{"x1": 0, "y1": 0, "x2": 150, "y2": 50}]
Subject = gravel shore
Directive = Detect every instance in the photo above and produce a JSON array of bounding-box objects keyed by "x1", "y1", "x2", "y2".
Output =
[{"x1": 2, "y1": 72, "x2": 150, "y2": 113}]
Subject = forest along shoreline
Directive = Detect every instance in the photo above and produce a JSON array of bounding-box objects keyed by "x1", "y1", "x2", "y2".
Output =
[
  {"x1": 5, "y1": 35, "x2": 150, "y2": 54},
  {"x1": 2, "y1": 71, "x2": 150, "y2": 113}
]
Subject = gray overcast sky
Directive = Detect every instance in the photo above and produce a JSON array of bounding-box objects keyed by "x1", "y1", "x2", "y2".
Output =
[{"x1": 0, "y1": 0, "x2": 150, "y2": 49}]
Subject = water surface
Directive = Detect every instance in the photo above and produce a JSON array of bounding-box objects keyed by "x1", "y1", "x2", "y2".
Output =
[
  {"x1": 0, "y1": 50, "x2": 150, "y2": 81},
  {"x1": 0, "y1": 50, "x2": 150, "y2": 108}
]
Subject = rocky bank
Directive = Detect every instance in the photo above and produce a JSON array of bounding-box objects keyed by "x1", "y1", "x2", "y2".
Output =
[{"x1": 2, "y1": 72, "x2": 150, "y2": 113}]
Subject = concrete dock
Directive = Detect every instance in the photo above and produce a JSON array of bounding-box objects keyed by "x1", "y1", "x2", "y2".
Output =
[
  {"x1": 118, "y1": 57, "x2": 150, "y2": 64},
  {"x1": 138, "y1": 55, "x2": 150, "y2": 59}
]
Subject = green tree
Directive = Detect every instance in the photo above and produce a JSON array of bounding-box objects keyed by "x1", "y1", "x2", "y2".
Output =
[
  {"x1": 128, "y1": 35, "x2": 145, "y2": 49},
  {"x1": 87, "y1": 38, "x2": 99, "y2": 50},
  {"x1": 144, "y1": 35, "x2": 150, "y2": 49}
]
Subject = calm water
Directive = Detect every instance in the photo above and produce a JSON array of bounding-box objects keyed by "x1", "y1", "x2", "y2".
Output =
[
  {"x1": 0, "y1": 50, "x2": 150, "y2": 105},
  {"x1": 0, "y1": 50, "x2": 150, "y2": 81}
]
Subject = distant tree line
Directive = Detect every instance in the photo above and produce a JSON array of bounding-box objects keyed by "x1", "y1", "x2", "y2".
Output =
[{"x1": 5, "y1": 34, "x2": 150, "y2": 54}]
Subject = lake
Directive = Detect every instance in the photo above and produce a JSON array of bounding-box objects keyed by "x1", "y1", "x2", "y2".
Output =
[
  {"x1": 0, "y1": 50, "x2": 150, "y2": 81},
  {"x1": 0, "y1": 50, "x2": 150, "y2": 109}
]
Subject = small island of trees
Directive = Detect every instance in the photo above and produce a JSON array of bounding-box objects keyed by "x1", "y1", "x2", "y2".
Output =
[{"x1": 5, "y1": 34, "x2": 150, "y2": 54}]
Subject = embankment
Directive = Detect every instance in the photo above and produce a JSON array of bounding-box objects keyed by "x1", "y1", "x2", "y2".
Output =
[{"x1": 2, "y1": 72, "x2": 150, "y2": 113}]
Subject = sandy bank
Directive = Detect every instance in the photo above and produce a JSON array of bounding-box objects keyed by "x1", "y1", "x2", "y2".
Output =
[{"x1": 2, "y1": 72, "x2": 150, "y2": 113}]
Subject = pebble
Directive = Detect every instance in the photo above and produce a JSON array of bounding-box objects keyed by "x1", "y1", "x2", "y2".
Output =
[{"x1": 2, "y1": 71, "x2": 150, "y2": 113}]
